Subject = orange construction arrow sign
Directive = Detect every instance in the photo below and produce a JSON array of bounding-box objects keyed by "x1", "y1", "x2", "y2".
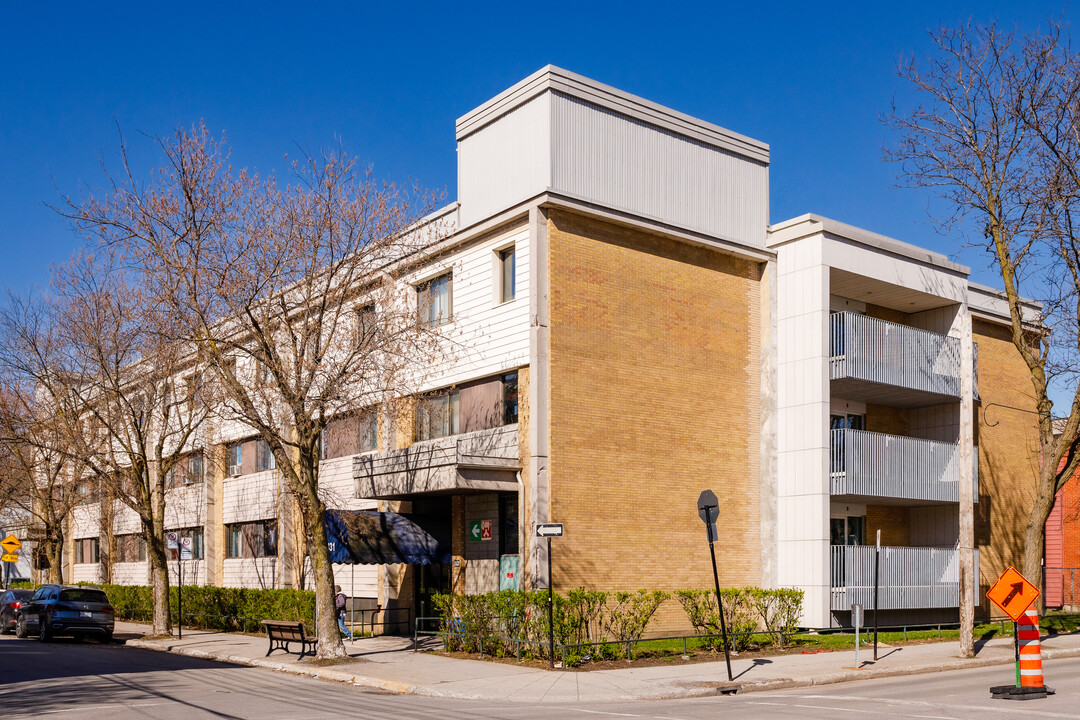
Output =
[{"x1": 987, "y1": 566, "x2": 1040, "y2": 622}]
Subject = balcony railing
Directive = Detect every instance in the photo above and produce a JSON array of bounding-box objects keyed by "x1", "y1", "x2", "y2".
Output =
[
  {"x1": 830, "y1": 545, "x2": 978, "y2": 611},
  {"x1": 830, "y1": 312, "x2": 962, "y2": 398},
  {"x1": 830, "y1": 429, "x2": 964, "y2": 502}
]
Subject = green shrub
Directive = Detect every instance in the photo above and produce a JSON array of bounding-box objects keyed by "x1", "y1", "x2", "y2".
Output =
[{"x1": 675, "y1": 586, "x2": 803, "y2": 651}]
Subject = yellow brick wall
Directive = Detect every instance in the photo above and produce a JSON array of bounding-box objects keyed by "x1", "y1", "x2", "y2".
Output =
[
  {"x1": 973, "y1": 319, "x2": 1042, "y2": 618},
  {"x1": 866, "y1": 505, "x2": 910, "y2": 547},
  {"x1": 546, "y1": 209, "x2": 762, "y2": 633}
]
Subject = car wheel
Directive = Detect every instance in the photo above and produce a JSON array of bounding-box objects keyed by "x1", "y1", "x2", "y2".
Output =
[
  {"x1": 0, "y1": 618, "x2": 10, "y2": 636},
  {"x1": 39, "y1": 615, "x2": 51, "y2": 642},
  {"x1": 14, "y1": 618, "x2": 27, "y2": 639}
]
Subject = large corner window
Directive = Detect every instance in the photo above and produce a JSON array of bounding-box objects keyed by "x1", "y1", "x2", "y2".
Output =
[
  {"x1": 226, "y1": 521, "x2": 276, "y2": 558},
  {"x1": 417, "y1": 273, "x2": 452, "y2": 326},
  {"x1": 416, "y1": 390, "x2": 460, "y2": 441},
  {"x1": 499, "y1": 247, "x2": 516, "y2": 303}
]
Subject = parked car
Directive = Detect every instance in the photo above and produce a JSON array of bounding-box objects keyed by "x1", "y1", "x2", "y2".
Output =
[
  {"x1": 0, "y1": 588, "x2": 34, "y2": 634},
  {"x1": 14, "y1": 584, "x2": 114, "y2": 642}
]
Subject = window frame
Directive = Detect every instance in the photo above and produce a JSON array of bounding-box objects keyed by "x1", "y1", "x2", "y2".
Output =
[
  {"x1": 415, "y1": 389, "x2": 460, "y2": 442},
  {"x1": 498, "y1": 246, "x2": 516, "y2": 303},
  {"x1": 417, "y1": 272, "x2": 452, "y2": 326}
]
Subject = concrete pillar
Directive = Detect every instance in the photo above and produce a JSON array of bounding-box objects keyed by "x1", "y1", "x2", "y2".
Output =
[
  {"x1": 956, "y1": 304, "x2": 976, "y2": 658},
  {"x1": 527, "y1": 204, "x2": 550, "y2": 590}
]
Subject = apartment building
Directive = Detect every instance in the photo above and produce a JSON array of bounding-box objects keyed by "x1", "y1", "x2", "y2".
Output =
[{"x1": 23, "y1": 66, "x2": 1044, "y2": 631}]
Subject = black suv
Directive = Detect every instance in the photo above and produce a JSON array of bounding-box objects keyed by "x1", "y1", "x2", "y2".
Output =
[{"x1": 15, "y1": 584, "x2": 114, "y2": 642}]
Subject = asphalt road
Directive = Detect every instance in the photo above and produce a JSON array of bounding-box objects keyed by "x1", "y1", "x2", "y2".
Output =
[{"x1": 6, "y1": 632, "x2": 1080, "y2": 719}]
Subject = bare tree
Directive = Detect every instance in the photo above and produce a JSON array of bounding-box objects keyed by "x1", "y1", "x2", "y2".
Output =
[
  {"x1": 886, "y1": 22, "x2": 1080, "y2": 595},
  {"x1": 65, "y1": 125, "x2": 447, "y2": 657},
  {"x1": 0, "y1": 252, "x2": 210, "y2": 636},
  {"x1": 0, "y1": 375, "x2": 86, "y2": 584}
]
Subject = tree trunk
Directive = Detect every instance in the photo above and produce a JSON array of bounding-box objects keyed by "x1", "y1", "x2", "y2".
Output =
[
  {"x1": 298, "y1": 461, "x2": 345, "y2": 659},
  {"x1": 1023, "y1": 461, "x2": 1057, "y2": 600},
  {"x1": 146, "y1": 461, "x2": 172, "y2": 636},
  {"x1": 46, "y1": 536, "x2": 63, "y2": 584}
]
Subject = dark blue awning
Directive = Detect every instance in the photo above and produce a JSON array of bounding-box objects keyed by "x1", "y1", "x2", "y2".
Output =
[{"x1": 325, "y1": 510, "x2": 450, "y2": 565}]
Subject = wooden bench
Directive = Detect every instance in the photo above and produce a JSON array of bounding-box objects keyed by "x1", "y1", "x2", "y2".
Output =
[{"x1": 261, "y1": 620, "x2": 317, "y2": 659}]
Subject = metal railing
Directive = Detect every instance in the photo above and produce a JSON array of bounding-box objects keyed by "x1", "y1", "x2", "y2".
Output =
[
  {"x1": 830, "y1": 429, "x2": 963, "y2": 502},
  {"x1": 830, "y1": 312, "x2": 962, "y2": 397},
  {"x1": 830, "y1": 545, "x2": 978, "y2": 611}
]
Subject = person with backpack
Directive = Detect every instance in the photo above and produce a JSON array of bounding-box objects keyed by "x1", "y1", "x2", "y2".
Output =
[{"x1": 335, "y1": 585, "x2": 349, "y2": 638}]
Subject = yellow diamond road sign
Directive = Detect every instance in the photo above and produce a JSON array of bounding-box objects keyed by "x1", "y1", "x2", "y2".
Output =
[
  {"x1": 1, "y1": 553, "x2": 17, "y2": 563},
  {"x1": 0, "y1": 534, "x2": 20, "y2": 554}
]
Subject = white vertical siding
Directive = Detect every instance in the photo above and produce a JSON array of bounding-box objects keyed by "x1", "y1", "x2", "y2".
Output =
[
  {"x1": 458, "y1": 93, "x2": 551, "y2": 228},
  {"x1": 71, "y1": 563, "x2": 103, "y2": 584},
  {"x1": 551, "y1": 93, "x2": 768, "y2": 249},
  {"x1": 112, "y1": 502, "x2": 142, "y2": 535},
  {"x1": 319, "y1": 455, "x2": 378, "y2": 511},
  {"x1": 169, "y1": 560, "x2": 206, "y2": 587}
]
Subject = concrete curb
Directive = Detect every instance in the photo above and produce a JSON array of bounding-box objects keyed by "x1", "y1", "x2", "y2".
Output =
[
  {"x1": 121, "y1": 638, "x2": 1080, "y2": 703},
  {"x1": 125, "y1": 639, "x2": 419, "y2": 696}
]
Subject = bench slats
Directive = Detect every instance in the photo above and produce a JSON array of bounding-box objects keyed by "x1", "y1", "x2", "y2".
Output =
[{"x1": 262, "y1": 620, "x2": 317, "y2": 659}]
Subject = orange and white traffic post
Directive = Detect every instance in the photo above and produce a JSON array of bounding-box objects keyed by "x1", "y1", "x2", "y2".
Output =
[{"x1": 986, "y1": 566, "x2": 1052, "y2": 700}]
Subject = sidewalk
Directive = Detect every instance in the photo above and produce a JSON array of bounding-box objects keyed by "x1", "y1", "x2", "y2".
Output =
[{"x1": 119, "y1": 622, "x2": 1080, "y2": 704}]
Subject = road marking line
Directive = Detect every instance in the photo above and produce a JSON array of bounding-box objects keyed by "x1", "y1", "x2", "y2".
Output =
[
  {"x1": 574, "y1": 711, "x2": 642, "y2": 717},
  {"x1": 746, "y1": 701, "x2": 889, "y2": 715},
  {"x1": 776, "y1": 694, "x2": 1080, "y2": 718}
]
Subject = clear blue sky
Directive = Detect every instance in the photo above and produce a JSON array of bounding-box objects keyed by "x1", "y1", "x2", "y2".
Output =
[{"x1": 1, "y1": 2, "x2": 1069, "y2": 289}]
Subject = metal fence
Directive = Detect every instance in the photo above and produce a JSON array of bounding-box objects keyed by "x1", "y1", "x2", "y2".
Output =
[
  {"x1": 830, "y1": 545, "x2": 978, "y2": 611},
  {"x1": 829, "y1": 312, "x2": 962, "y2": 397}
]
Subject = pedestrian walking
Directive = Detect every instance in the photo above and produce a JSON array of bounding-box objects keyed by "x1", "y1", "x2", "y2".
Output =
[{"x1": 335, "y1": 585, "x2": 349, "y2": 638}]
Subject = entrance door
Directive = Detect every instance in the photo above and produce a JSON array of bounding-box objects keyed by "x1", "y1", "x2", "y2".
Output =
[{"x1": 415, "y1": 562, "x2": 451, "y2": 623}]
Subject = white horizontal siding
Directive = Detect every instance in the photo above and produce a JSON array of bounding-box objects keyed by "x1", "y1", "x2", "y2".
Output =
[
  {"x1": 112, "y1": 502, "x2": 142, "y2": 535},
  {"x1": 111, "y1": 562, "x2": 148, "y2": 586},
  {"x1": 409, "y1": 223, "x2": 531, "y2": 391},
  {"x1": 72, "y1": 505, "x2": 101, "y2": 538},
  {"x1": 223, "y1": 470, "x2": 280, "y2": 524},
  {"x1": 169, "y1": 560, "x2": 206, "y2": 586},
  {"x1": 165, "y1": 484, "x2": 206, "y2": 528},
  {"x1": 319, "y1": 455, "x2": 378, "y2": 511},
  {"x1": 222, "y1": 558, "x2": 279, "y2": 589},
  {"x1": 72, "y1": 563, "x2": 103, "y2": 584}
]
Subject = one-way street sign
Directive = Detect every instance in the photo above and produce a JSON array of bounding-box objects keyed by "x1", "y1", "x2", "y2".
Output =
[{"x1": 535, "y1": 523, "x2": 564, "y2": 538}]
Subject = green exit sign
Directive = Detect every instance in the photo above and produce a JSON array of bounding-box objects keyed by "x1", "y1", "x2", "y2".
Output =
[{"x1": 469, "y1": 519, "x2": 493, "y2": 542}]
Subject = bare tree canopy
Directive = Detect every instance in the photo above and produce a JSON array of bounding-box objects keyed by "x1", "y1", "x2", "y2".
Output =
[
  {"x1": 885, "y1": 20, "x2": 1080, "y2": 587},
  {"x1": 62, "y1": 125, "x2": 448, "y2": 657}
]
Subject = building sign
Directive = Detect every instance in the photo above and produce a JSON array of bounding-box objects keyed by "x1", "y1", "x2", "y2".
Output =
[{"x1": 469, "y1": 520, "x2": 493, "y2": 542}]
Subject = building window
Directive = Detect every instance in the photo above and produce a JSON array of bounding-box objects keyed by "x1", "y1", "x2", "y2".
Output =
[
  {"x1": 169, "y1": 527, "x2": 204, "y2": 561},
  {"x1": 502, "y1": 372, "x2": 518, "y2": 425},
  {"x1": 74, "y1": 538, "x2": 100, "y2": 564},
  {"x1": 356, "y1": 304, "x2": 377, "y2": 343},
  {"x1": 416, "y1": 390, "x2": 459, "y2": 441},
  {"x1": 115, "y1": 534, "x2": 146, "y2": 563},
  {"x1": 227, "y1": 442, "x2": 242, "y2": 476},
  {"x1": 499, "y1": 247, "x2": 516, "y2": 303},
  {"x1": 226, "y1": 521, "x2": 276, "y2": 558},
  {"x1": 256, "y1": 439, "x2": 276, "y2": 472},
  {"x1": 417, "y1": 273, "x2": 451, "y2": 326},
  {"x1": 166, "y1": 452, "x2": 205, "y2": 488},
  {"x1": 358, "y1": 409, "x2": 377, "y2": 453}
]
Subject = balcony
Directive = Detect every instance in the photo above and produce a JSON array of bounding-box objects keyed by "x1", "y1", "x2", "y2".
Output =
[
  {"x1": 830, "y1": 312, "x2": 963, "y2": 406},
  {"x1": 830, "y1": 429, "x2": 972, "y2": 503},
  {"x1": 830, "y1": 545, "x2": 978, "y2": 611},
  {"x1": 353, "y1": 425, "x2": 521, "y2": 500}
]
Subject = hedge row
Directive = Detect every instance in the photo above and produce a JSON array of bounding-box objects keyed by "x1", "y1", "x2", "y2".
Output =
[
  {"x1": 431, "y1": 586, "x2": 804, "y2": 658},
  {"x1": 12, "y1": 582, "x2": 315, "y2": 633}
]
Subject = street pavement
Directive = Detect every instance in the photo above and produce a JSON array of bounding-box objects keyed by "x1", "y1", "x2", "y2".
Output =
[
  {"x1": 8, "y1": 631, "x2": 1080, "y2": 718},
  {"x1": 116, "y1": 620, "x2": 1080, "y2": 703}
]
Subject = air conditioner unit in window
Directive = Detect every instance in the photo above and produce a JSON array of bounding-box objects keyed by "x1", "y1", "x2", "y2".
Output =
[{"x1": 228, "y1": 464, "x2": 241, "y2": 477}]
